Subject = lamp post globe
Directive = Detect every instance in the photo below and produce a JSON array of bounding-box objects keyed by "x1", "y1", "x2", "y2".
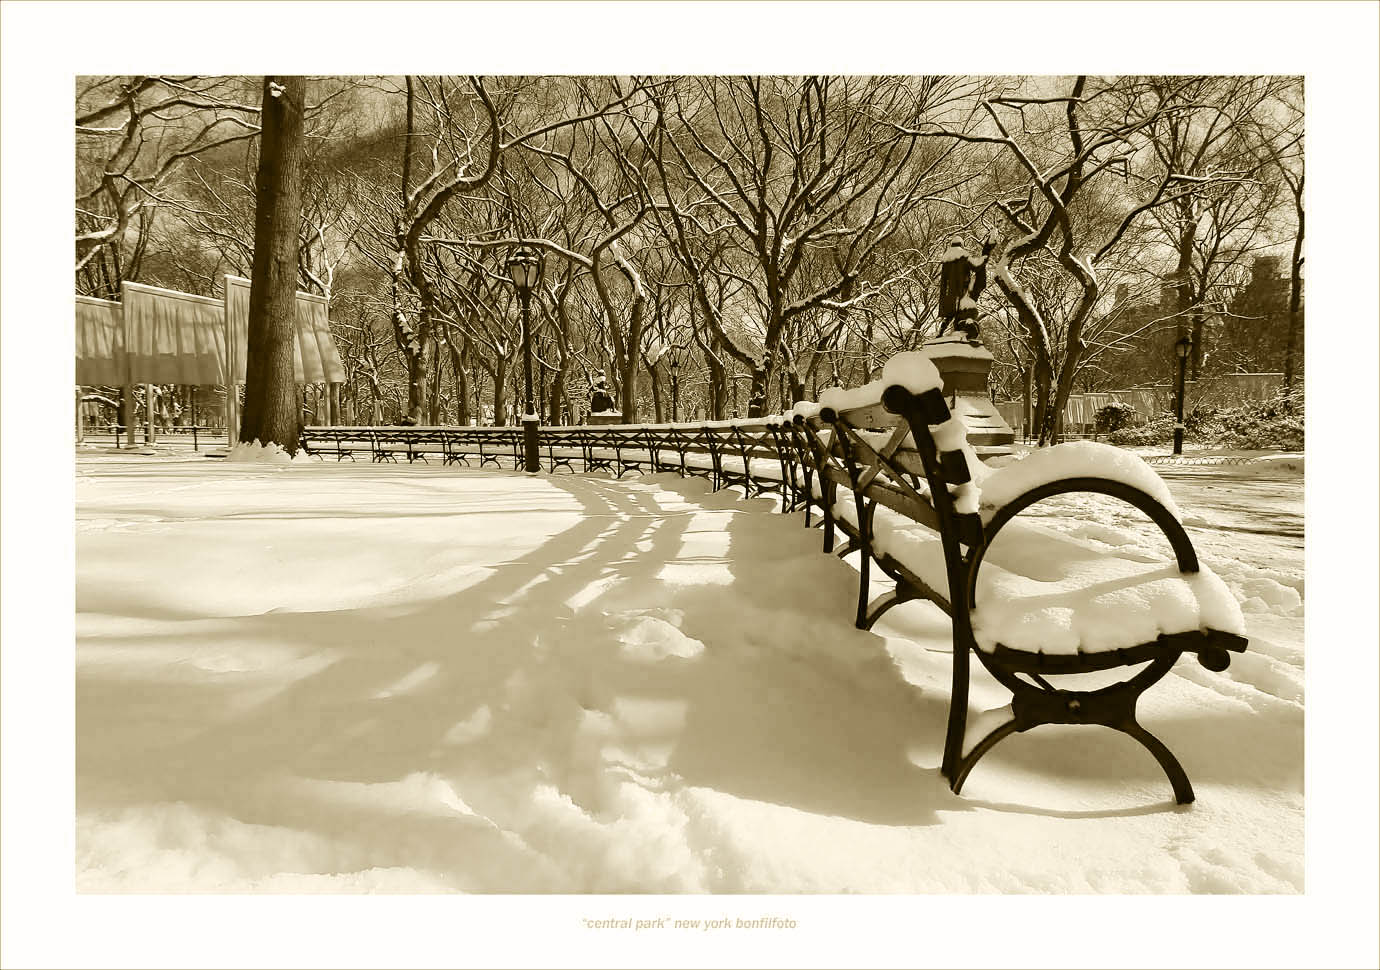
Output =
[
  {"x1": 507, "y1": 246, "x2": 544, "y2": 472},
  {"x1": 1172, "y1": 335, "x2": 1191, "y2": 456}
]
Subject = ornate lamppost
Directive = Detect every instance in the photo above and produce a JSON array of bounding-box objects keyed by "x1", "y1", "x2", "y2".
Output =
[
  {"x1": 670, "y1": 354, "x2": 680, "y2": 423},
  {"x1": 506, "y1": 246, "x2": 544, "y2": 473},
  {"x1": 1172, "y1": 334, "x2": 1191, "y2": 456}
]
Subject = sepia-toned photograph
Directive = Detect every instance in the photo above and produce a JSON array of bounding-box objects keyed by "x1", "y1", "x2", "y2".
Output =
[
  {"x1": 4, "y1": 3, "x2": 1378, "y2": 969},
  {"x1": 71, "y1": 66, "x2": 1311, "y2": 892}
]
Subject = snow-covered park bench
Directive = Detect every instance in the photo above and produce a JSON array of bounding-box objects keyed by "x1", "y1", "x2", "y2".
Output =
[
  {"x1": 788, "y1": 353, "x2": 1249, "y2": 804},
  {"x1": 301, "y1": 426, "x2": 522, "y2": 467}
]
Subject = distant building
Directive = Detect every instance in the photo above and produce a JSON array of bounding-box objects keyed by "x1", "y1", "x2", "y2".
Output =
[
  {"x1": 1220, "y1": 256, "x2": 1302, "y2": 377},
  {"x1": 1105, "y1": 281, "x2": 1187, "y2": 387},
  {"x1": 1105, "y1": 255, "x2": 1300, "y2": 385}
]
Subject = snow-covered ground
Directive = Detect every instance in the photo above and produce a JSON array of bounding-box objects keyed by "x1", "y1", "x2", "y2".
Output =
[{"x1": 75, "y1": 449, "x2": 1304, "y2": 895}]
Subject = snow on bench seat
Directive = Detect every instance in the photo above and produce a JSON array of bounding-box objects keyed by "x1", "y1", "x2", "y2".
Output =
[
  {"x1": 829, "y1": 494, "x2": 1244, "y2": 656},
  {"x1": 716, "y1": 454, "x2": 788, "y2": 481},
  {"x1": 976, "y1": 440, "x2": 1181, "y2": 519}
]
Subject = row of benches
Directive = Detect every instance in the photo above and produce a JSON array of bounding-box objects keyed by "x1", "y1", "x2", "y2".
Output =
[
  {"x1": 300, "y1": 422, "x2": 799, "y2": 502},
  {"x1": 303, "y1": 365, "x2": 1248, "y2": 804}
]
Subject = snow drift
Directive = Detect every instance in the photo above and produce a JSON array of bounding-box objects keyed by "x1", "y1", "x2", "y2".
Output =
[{"x1": 74, "y1": 455, "x2": 1303, "y2": 893}]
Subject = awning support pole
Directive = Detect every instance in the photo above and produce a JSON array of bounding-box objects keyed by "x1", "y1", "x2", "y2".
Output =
[
  {"x1": 146, "y1": 384, "x2": 156, "y2": 445},
  {"x1": 124, "y1": 383, "x2": 136, "y2": 447}
]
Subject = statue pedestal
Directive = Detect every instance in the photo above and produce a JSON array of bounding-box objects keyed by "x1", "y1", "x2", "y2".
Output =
[
  {"x1": 921, "y1": 335, "x2": 1015, "y2": 459},
  {"x1": 587, "y1": 412, "x2": 624, "y2": 427}
]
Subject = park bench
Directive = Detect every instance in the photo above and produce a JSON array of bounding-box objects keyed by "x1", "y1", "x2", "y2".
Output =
[
  {"x1": 788, "y1": 353, "x2": 1248, "y2": 804},
  {"x1": 300, "y1": 423, "x2": 803, "y2": 504},
  {"x1": 300, "y1": 427, "x2": 365, "y2": 461},
  {"x1": 301, "y1": 427, "x2": 523, "y2": 467}
]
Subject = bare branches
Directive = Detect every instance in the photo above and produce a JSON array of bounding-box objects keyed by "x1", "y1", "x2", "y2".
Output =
[
  {"x1": 75, "y1": 73, "x2": 1300, "y2": 428},
  {"x1": 75, "y1": 76, "x2": 265, "y2": 272}
]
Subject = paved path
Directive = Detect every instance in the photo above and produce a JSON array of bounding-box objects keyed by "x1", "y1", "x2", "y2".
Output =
[{"x1": 1154, "y1": 464, "x2": 1303, "y2": 578}]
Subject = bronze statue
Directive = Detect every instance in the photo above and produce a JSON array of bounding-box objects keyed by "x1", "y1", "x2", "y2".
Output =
[
  {"x1": 589, "y1": 371, "x2": 615, "y2": 414},
  {"x1": 937, "y1": 238, "x2": 995, "y2": 340}
]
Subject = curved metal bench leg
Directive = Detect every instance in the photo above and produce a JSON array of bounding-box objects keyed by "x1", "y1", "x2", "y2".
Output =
[
  {"x1": 853, "y1": 544, "x2": 871, "y2": 630},
  {"x1": 862, "y1": 585, "x2": 920, "y2": 631},
  {"x1": 949, "y1": 718, "x2": 1021, "y2": 795},
  {"x1": 941, "y1": 645, "x2": 972, "y2": 780},
  {"x1": 1120, "y1": 720, "x2": 1195, "y2": 804}
]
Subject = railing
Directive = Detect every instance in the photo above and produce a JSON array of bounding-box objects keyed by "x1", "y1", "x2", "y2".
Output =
[
  {"x1": 301, "y1": 421, "x2": 808, "y2": 508},
  {"x1": 1138, "y1": 453, "x2": 1298, "y2": 467},
  {"x1": 85, "y1": 424, "x2": 228, "y2": 450}
]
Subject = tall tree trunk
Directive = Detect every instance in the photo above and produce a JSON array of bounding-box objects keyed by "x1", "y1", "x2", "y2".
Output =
[
  {"x1": 492, "y1": 361, "x2": 508, "y2": 426},
  {"x1": 1043, "y1": 287, "x2": 1099, "y2": 444},
  {"x1": 781, "y1": 346, "x2": 806, "y2": 407},
  {"x1": 427, "y1": 341, "x2": 443, "y2": 424},
  {"x1": 1022, "y1": 364, "x2": 1032, "y2": 441},
  {"x1": 562, "y1": 384, "x2": 576, "y2": 426},
  {"x1": 449, "y1": 337, "x2": 471, "y2": 426},
  {"x1": 548, "y1": 366, "x2": 566, "y2": 425},
  {"x1": 745, "y1": 359, "x2": 770, "y2": 418},
  {"x1": 992, "y1": 266, "x2": 1057, "y2": 445},
  {"x1": 1173, "y1": 205, "x2": 1196, "y2": 332},
  {"x1": 240, "y1": 76, "x2": 307, "y2": 453},
  {"x1": 862, "y1": 314, "x2": 875, "y2": 382},
  {"x1": 703, "y1": 340, "x2": 727, "y2": 420},
  {"x1": 617, "y1": 299, "x2": 645, "y2": 421},
  {"x1": 407, "y1": 310, "x2": 435, "y2": 423},
  {"x1": 647, "y1": 359, "x2": 664, "y2": 423},
  {"x1": 1283, "y1": 185, "x2": 1304, "y2": 396}
]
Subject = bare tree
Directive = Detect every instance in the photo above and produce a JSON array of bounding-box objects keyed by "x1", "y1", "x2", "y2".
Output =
[
  {"x1": 637, "y1": 75, "x2": 975, "y2": 415},
  {"x1": 76, "y1": 74, "x2": 1301, "y2": 436},
  {"x1": 239, "y1": 76, "x2": 307, "y2": 452},
  {"x1": 904, "y1": 76, "x2": 1273, "y2": 442},
  {"x1": 76, "y1": 76, "x2": 261, "y2": 275}
]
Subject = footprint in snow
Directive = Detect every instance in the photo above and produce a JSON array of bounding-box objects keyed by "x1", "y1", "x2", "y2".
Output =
[{"x1": 614, "y1": 614, "x2": 705, "y2": 662}]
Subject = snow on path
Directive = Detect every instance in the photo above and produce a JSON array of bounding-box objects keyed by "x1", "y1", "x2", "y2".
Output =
[{"x1": 75, "y1": 455, "x2": 1302, "y2": 893}]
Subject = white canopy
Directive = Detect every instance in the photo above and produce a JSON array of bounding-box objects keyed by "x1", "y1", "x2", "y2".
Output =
[
  {"x1": 122, "y1": 282, "x2": 227, "y2": 385},
  {"x1": 74, "y1": 277, "x2": 345, "y2": 387},
  {"x1": 224, "y1": 275, "x2": 345, "y2": 384},
  {"x1": 75, "y1": 295, "x2": 126, "y2": 386}
]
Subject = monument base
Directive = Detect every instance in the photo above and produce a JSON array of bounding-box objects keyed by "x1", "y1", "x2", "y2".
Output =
[
  {"x1": 920, "y1": 334, "x2": 1016, "y2": 459},
  {"x1": 587, "y1": 412, "x2": 624, "y2": 427}
]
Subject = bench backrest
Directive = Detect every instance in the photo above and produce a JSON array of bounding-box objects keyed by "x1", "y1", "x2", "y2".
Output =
[{"x1": 790, "y1": 371, "x2": 988, "y2": 619}]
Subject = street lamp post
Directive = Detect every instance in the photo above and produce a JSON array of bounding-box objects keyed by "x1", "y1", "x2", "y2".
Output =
[
  {"x1": 670, "y1": 355, "x2": 680, "y2": 423},
  {"x1": 507, "y1": 246, "x2": 544, "y2": 473},
  {"x1": 1172, "y1": 335, "x2": 1191, "y2": 456}
]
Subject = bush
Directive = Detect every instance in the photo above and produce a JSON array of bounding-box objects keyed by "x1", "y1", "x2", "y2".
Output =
[
  {"x1": 1094, "y1": 402, "x2": 1138, "y2": 435},
  {"x1": 1109, "y1": 415, "x2": 1173, "y2": 446},
  {"x1": 1105, "y1": 387, "x2": 1304, "y2": 450}
]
